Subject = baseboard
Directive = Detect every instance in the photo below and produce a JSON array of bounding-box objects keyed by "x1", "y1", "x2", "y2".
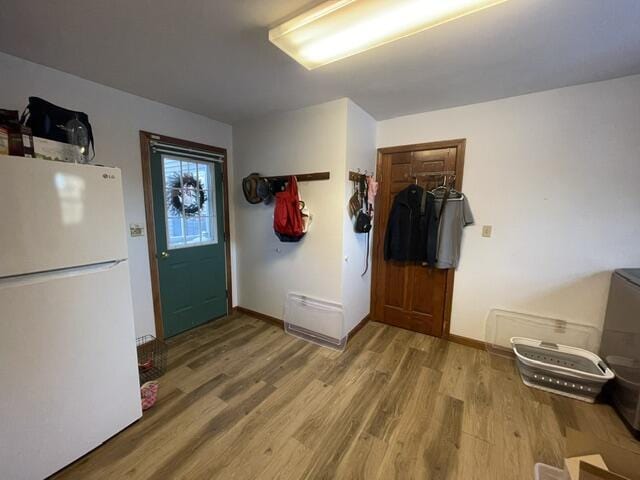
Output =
[
  {"x1": 447, "y1": 333, "x2": 515, "y2": 357},
  {"x1": 348, "y1": 315, "x2": 370, "y2": 340},
  {"x1": 235, "y1": 306, "x2": 284, "y2": 328},
  {"x1": 446, "y1": 333, "x2": 486, "y2": 350},
  {"x1": 236, "y1": 307, "x2": 506, "y2": 355},
  {"x1": 235, "y1": 306, "x2": 369, "y2": 341}
]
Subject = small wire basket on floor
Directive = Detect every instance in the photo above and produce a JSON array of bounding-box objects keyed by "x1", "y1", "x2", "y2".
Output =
[{"x1": 136, "y1": 335, "x2": 168, "y2": 384}]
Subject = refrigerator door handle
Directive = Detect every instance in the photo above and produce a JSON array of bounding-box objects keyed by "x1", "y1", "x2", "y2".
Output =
[{"x1": 0, "y1": 260, "x2": 127, "y2": 288}]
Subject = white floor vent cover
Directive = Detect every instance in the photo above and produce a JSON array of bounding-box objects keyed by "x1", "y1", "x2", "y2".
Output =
[{"x1": 284, "y1": 293, "x2": 346, "y2": 351}]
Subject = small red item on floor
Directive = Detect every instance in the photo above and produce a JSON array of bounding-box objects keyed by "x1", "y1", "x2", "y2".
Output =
[
  {"x1": 138, "y1": 358, "x2": 153, "y2": 372},
  {"x1": 140, "y1": 381, "x2": 159, "y2": 411}
]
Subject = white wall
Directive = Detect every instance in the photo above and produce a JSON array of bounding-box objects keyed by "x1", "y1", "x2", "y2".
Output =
[
  {"x1": 233, "y1": 99, "x2": 348, "y2": 318},
  {"x1": 342, "y1": 101, "x2": 377, "y2": 331},
  {"x1": 378, "y1": 75, "x2": 640, "y2": 341},
  {"x1": 0, "y1": 52, "x2": 234, "y2": 337},
  {"x1": 7, "y1": 51, "x2": 637, "y2": 345}
]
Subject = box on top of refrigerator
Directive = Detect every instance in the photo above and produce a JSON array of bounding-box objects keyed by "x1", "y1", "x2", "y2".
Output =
[{"x1": 33, "y1": 136, "x2": 83, "y2": 163}]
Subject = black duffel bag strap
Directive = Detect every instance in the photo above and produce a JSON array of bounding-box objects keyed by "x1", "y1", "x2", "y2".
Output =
[{"x1": 21, "y1": 97, "x2": 95, "y2": 158}]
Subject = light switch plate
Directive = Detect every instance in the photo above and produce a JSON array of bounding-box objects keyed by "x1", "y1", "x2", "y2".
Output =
[
  {"x1": 130, "y1": 223, "x2": 145, "y2": 237},
  {"x1": 482, "y1": 225, "x2": 492, "y2": 238}
]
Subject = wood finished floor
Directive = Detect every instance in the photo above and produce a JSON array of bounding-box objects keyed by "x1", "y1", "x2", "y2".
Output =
[{"x1": 54, "y1": 315, "x2": 639, "y2": 480}]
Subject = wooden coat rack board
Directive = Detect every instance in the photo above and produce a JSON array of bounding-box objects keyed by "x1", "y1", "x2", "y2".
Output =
[{"x1": 263, "y1": 172, "x2": 330, "y2": 182}]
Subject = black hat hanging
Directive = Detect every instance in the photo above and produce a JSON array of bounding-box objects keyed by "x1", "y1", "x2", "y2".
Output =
[{"x1": 256, "y1": 178, "x2": 274, "y2": 205}]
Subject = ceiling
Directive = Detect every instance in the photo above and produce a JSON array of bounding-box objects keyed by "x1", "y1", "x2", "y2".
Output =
[{"x1": 1, "y1": 0, "x2": 639, "y2": 124}]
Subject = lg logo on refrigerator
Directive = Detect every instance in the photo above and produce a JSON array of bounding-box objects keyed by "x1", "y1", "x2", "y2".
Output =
[{"x1": 102, "y1": 173, "x2": 116, "y2": 180}]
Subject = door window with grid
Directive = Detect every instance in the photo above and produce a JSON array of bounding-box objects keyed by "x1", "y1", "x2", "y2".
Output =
[{"x1": 161, "y1": 155, "x2": 218, "y2": 249}]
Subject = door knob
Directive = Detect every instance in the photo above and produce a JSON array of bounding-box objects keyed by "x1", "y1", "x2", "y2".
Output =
[{"x1": 160, "y1": 251, "x2": 170, "y2": 258}]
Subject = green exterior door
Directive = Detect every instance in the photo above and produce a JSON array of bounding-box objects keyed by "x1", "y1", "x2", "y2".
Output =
[{"x1": 151, "y1": 150, "x2": 227, "y2": 337}]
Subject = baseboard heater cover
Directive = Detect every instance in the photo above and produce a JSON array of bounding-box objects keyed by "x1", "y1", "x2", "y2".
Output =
[{"x1": 284, "y1": 293, "x2": 346, "y2": 351}]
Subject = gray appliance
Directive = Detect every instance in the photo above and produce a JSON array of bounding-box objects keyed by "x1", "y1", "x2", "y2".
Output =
[{"x1": 600, "y1": 269, "x2": 640, "y2": 438}]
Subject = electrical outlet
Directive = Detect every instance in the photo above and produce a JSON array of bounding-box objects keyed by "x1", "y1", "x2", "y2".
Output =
[
  {"x1": 130, "y1": 223, "x2": 145, "y2": 237},
  {"x1": 482, "y1": 225, "x2": 492, "y2": 238}
]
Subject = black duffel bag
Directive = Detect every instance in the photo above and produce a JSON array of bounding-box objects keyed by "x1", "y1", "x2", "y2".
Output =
[{"x1": 20, "y1": 96, "x2": 95, "y2": 159}]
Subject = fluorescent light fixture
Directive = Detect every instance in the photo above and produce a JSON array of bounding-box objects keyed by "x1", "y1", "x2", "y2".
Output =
[{"x1": 269, "y1": 0, "x2": 509, "y2": 69}]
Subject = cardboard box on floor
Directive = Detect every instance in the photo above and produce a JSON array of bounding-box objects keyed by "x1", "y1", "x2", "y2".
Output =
[
  {"x1": 564, "y1": 454, "x2": 608, "y2": 480},
  {"x1": 565, "y1": 428, "x2": 640, "y2": 480}
]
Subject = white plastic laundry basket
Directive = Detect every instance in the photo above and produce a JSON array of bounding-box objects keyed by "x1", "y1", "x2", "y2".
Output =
[{"x1": 511, "y1": 337, "x2": 615, "y2": 403}]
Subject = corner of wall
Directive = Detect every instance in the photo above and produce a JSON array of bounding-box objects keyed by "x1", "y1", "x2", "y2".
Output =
[
  {"x1": 341, "y1": 100, "x2": 377, "y2": 332},
  {"x1": 232, "y1": 98, "x2": 350, "y2": 319}
]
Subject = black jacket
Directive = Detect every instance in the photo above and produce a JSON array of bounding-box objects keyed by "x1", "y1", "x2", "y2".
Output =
[{"x1": 384, "y1": 185, "x2": 438, "y2": 264}]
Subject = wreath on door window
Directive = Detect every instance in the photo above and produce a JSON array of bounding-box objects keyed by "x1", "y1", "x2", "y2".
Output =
[{"x1": 168, "y1": 173, "x2": 207, "y2": 216}]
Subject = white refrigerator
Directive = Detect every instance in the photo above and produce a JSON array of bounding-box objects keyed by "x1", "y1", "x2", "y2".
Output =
[{"x1": 0, "y1": 155, "x2": 142, "y2": 480}]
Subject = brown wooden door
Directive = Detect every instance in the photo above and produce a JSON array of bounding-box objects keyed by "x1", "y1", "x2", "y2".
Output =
[{"x1": 371, "y1": 140, "x2": 466, "y2": 336}]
